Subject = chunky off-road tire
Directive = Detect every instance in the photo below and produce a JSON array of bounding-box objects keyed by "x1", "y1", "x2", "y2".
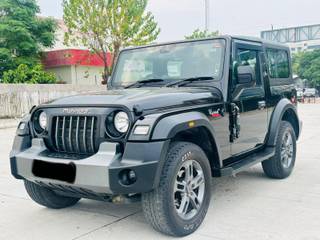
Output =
[
  {"x1": 262, "y1": 121, "x2": 297, "y2": 179},
  {"x1": 24, "y1": 181, "x2": 80, "y2": 209},
  {"x1": 142, "y1": 141, "x2": 212, "y2": 236}
]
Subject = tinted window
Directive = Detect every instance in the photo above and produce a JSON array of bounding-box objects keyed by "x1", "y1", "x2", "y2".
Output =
[
  {"x1": 266, "y1": 49, "x2": 290, "y2": 79},
  {"x1": 231, "y1": 48, "x2": 265, "y2": 100},
  {"x1": 234, "y1": 49, "x2": 261, "y2": 85}
]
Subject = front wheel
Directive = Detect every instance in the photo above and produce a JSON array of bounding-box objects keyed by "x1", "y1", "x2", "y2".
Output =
[
  {"x1": 142, "y1": 142, "x2": 212, "y2": 236},
  {"x1": 24, "y1": 181, "x2": 80, "y2": 209},
  {"x1": 262, "y1": 121, "x2": 297, "y2": 179}
]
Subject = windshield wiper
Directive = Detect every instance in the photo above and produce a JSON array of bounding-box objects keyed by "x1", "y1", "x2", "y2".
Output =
[
  {"x1": 124, "y1": 78, "x2": 165, "y2": 89},
  {"x1": 165, "y1": 76, "x2": 214, "y2": 87}
]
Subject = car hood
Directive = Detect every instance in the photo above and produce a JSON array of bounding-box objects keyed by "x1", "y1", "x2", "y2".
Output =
[{"x1": 45, "y1": 87, "x2": 223, "y2": 112}]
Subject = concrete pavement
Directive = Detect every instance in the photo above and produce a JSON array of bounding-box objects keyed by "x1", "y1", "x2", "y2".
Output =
[
  {"x1": 0, "y1": 118, "x2": 20, "y2": 129},
  {"x1": 1, "y1": 104, "x2": 320, "y2": 240}
]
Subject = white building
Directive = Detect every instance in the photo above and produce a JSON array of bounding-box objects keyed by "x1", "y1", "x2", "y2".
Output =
[{"x1": 42, "y1": 18, "x2": 109, "y2": 85}]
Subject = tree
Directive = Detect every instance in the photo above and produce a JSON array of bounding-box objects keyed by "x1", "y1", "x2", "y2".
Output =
[
  {"x1": 185, "y1": 29, "x2": 219, "y2": 40},
  {"x1": 0, "y1": 0, "x2": 57, "y2": 79},
  {"x1": 63, "y1": 0, "x2": 160, "y2": 83},
  {"x1": 293, "y1": 50, "x2": 320, "y2": 87},
  {"x1": 2, "y1": 64, "x2": 56, "y2": 84}
]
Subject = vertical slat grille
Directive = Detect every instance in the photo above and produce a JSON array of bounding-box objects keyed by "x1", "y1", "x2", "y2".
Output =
[{"x1": 51, "y1": 116, "x2": 98, "y2": 155}]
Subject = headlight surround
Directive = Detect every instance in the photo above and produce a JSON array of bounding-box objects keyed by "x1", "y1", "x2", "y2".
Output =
[
  {"x1": 105, "y1": 110, "x2": 131, "y2": 139},
  {"x1": 32, "y1": 110, "x2": 47, "y2": 135},
  {"x1": 114, "y1": 111, "x2": 129, "y2": 133}
]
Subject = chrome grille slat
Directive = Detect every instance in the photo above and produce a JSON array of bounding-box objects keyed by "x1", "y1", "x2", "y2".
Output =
[
  {"x1": 68, "y1": 116, "x2": 73, "y2": 152},
  {"x1": 83, "y1": 117, "x2": 87, "y2": 154},
  {"x1": 61, "y1": 116, "x2": 66, "y2": 151},
  {"x1": 76, "y1": 116, "x2": 80, "y2": 152},
  {"x1": 90, "y1": 117, "x2": 95, "y2": 153},
  {"x1": 51, "y1": 115, "x2": 97, "y2": 155},
  {"x1": 55, "y1": 116, "x2": 60, "y2": 151}
]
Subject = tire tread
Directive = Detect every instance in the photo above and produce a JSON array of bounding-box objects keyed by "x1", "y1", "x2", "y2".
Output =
[
  {"x1": 142, "y1": 141, "x2": 210, "y2": 236},
  {"x1": 262, "y1": 121, "x2": 296, "y2": 179}
]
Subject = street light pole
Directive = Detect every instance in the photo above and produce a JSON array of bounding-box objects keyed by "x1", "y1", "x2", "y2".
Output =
[{"x1": 205, "y1": 0, "x2": 210, "y2": 31}]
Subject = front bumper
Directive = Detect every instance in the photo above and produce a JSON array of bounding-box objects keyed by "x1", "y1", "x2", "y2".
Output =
[{"x1": 10, "y1": 136, "x2": 169, "y2": 196}]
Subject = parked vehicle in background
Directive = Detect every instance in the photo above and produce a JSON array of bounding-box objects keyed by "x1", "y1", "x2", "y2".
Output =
[
  {"x1": 10, "y1": 36, "x2": 302, "y2": 237},
  {"x1": 296, "y1": 88, "x2": 303, "y2": 102},
  {"x1": 304, "y1": 88, "x2": 318, "y2": 97}
]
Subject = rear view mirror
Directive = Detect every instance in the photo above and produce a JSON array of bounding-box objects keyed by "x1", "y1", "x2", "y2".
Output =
[{"x1": 237, "y1": 65, "x2": 255, "y2": 85}]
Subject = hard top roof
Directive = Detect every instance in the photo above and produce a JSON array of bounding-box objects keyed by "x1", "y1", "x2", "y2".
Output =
[
  {"x1": 231, "y1": 35, "x2": 289, "y2": 49},
  {"x1": 122, "y1": 35, "x2": 289, "y2": 51}
]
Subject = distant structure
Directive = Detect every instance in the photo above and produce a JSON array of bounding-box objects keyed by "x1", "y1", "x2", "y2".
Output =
[
  {"x1": 42, "y1": 19, "x2": 109, "y2": 85},
  {"x1": 261, "y1": 24, "x2": 320, "y2": 54}
]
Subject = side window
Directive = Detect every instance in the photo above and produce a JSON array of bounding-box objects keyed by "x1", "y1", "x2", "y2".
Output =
[
  {"x1": 232, "y1": 48, "x2": 264, "y2": 100},
  {"x1": 234, "y1": 49, "x2": 261, "y2": 86},
  {"x1": 266, "y1": 49, "x2": 290, "y2": 80}
]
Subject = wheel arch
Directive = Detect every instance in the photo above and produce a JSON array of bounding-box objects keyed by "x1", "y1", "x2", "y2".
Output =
[
  {"x1": 267, "y1": 98, "x2": 301, "y2": 146},
  {"x1": 152, "y1": 111, "x2": 222, "y2": 175},
  {"x1": 171, "y1": 126, "x2": 221, "y2": 175}
]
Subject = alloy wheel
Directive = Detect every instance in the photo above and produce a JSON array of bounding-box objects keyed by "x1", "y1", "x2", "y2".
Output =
[
  {"x1": 173, "y1": 160, "x2": 206, "y2": 220},
  {"x1": 281, "y1": 130, "x2": 294, "y2": 168}
]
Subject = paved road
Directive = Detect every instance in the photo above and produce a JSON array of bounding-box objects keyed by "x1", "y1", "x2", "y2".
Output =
[{"x1": 1, "y1": 104, "x2": 320, "y2": 240}]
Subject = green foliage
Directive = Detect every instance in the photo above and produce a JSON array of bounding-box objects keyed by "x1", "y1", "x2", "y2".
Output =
[
  {"x1": 63, "y1": 0, "x2": 160, "y2": 81},
  {"x1": 185, "y1": 29, "x2": 219, "y2": 40},
  {"x1": 293, "y1": 50, "x2": 320, "y2": 87},
  {"x1": 2, "y1": 64, "x2": 57, "y2": 84},
  {"x1": 0, "y1": 0, "x2": 57, "y2": 79}
]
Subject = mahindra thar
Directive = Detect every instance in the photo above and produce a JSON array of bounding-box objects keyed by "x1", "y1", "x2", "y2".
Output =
[{"x1": 10, "y1": 36, "x2": 302, "y2": 236}]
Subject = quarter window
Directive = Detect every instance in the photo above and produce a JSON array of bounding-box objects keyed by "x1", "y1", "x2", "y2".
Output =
[{"x1": 266, "y1": 49, "x2": 290, "y2": 79}]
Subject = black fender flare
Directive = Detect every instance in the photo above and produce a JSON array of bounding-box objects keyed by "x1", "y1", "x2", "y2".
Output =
[
  {"x1": 151, "y1": 111, "x2": 222, "y2": 163},
  {"x1": 128, "y1": 111, "x2": 222, "y2": 188},
  {"x1": 266, "y1": 98, "x2": 301, "y2": 146}
]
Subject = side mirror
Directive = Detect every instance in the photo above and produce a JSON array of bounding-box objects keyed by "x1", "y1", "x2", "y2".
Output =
[{"x1": 237, "y1": 65, "x2": 255, "y2": 85}]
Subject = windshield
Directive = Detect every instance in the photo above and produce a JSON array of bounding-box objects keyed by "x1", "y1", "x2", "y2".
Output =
[{"x1": 111, "y1": 39, "x2": 226, "y2": 88}]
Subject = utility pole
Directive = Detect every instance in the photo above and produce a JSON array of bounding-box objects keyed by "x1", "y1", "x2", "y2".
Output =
[{"x1": 205, "y1": 0, "x2": 210, "y2": 31}]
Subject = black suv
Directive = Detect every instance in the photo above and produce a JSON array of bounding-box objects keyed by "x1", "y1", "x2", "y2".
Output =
[{"x1": 10, "y1": 36, "x2": 302, "y2": 236}]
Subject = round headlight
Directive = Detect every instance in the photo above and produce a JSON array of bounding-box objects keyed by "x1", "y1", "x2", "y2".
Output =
[
  {"x1": 38, "y1": 111, "x2": 48, "y2": 130},
  {"x1": 114, "y1": 111, "x2": 129, "y2": 133}
]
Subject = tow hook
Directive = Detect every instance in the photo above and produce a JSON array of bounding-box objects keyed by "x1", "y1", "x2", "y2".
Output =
[{"x1": 112, "y1": 194, "x2": 141, "y2": 204}]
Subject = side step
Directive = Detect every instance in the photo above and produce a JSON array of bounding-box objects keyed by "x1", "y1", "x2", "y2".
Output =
[{"x1": 214, "y1": 147, "x2": 275, "y2": 177}]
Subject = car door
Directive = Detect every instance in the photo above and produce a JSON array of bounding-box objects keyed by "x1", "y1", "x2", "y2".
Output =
[{"x1": 230, "y1": 42, "x2": 268, "y2": 156}]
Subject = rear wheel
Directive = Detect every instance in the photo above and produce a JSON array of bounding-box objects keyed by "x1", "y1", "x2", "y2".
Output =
[
  {"x1": 142, "y1": 141, "x2": 212, "y2": 236},
  {"x1": 262, "y1": 121, "x2": 296, "y2": 179},
  {"x1": 24, "y1": 181, "x2": 80, "y2": 209}
]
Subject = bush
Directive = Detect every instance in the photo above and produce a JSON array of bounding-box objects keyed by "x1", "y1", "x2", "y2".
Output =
[{"x1": 2, "y1": 64, "x2": 56, "y2": 84}]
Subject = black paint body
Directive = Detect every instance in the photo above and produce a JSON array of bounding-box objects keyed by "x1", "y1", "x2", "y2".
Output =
[{"x1": 10, "y1": 36, "x2": 302, "y2": 197}]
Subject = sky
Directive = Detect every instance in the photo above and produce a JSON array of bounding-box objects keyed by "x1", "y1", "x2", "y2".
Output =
[{"x1": 37, "y1": 0, "x2": 320, "y2": 42}]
